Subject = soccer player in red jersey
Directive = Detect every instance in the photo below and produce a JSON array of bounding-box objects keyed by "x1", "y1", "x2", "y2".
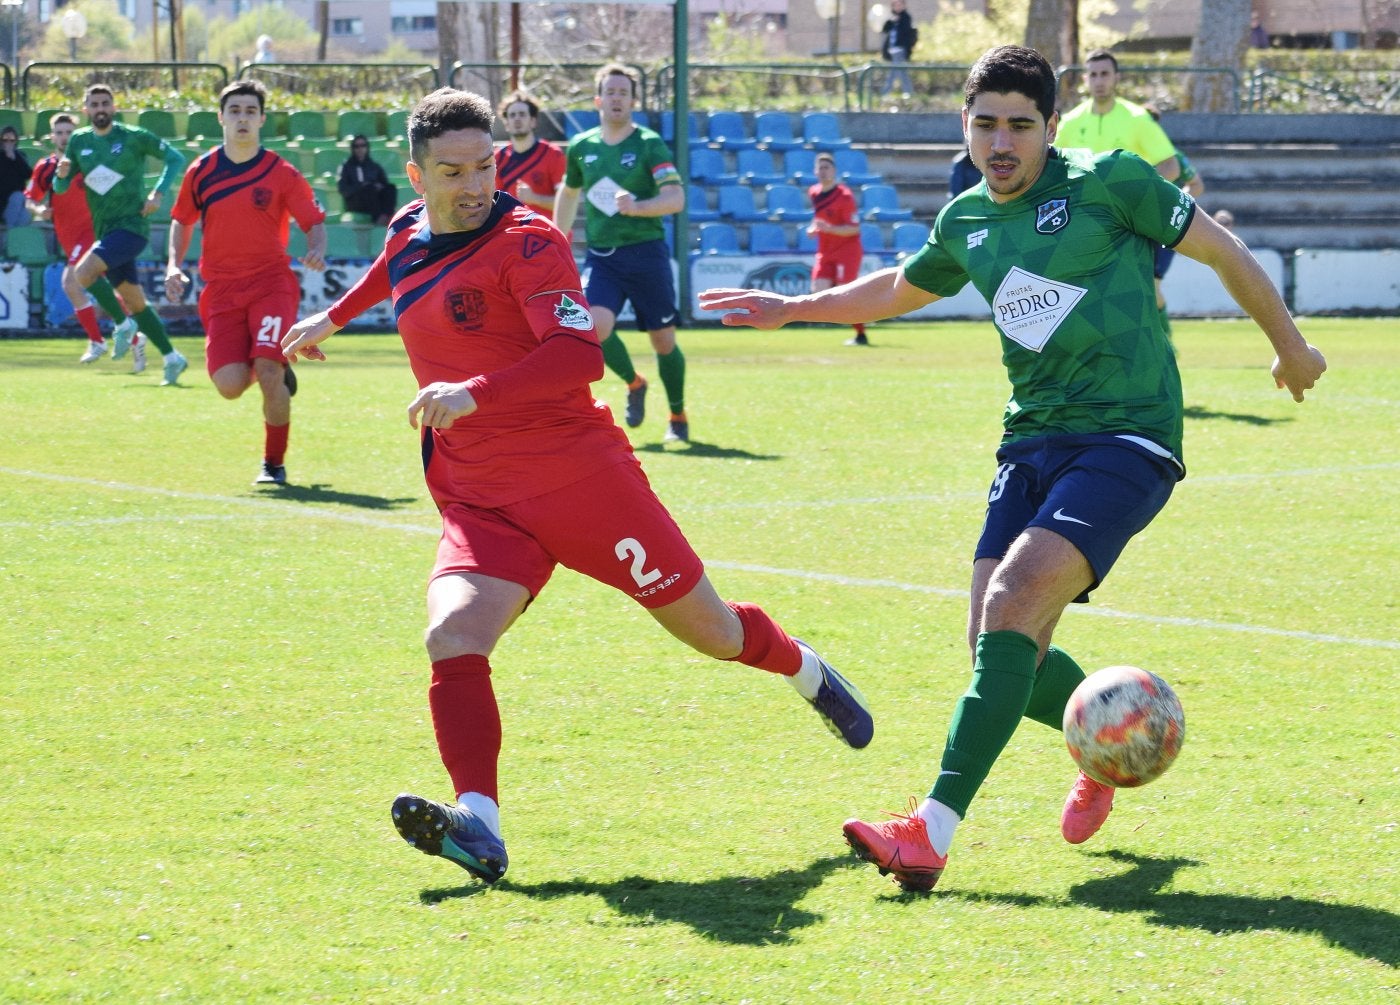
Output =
[
  {"x1": 281, "y1": 88, "x2": 874, "y2": 886},
  {"x1": 165, "y1": 80, "x2": 327, "y2": 486},
  {"x1": 25, "y1": 112, "x2": 142, "y2": 367},
  {"x1": 807, "y1": 151, "x2": 869, "y2": 346},
  {"x1": 494, "y1": 90, "x2": 565, "y2": 223}
]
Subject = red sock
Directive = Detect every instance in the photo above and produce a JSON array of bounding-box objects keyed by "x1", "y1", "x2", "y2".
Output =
[
  {"x1": 725, "y1": 601, "x2": 801, "y2": 675},
  {"x1": 76, "y1": 305, "x2": 102, "y2": 342},
  {"x1": 264, "y1": 422, "x2": 290, "y2": 467},
  {"x1": 429, "y1": 654, "x2": 502, "y2": 801},
  {"x1": 853, "y1": 323, "x2": 866, "y2": 336}
]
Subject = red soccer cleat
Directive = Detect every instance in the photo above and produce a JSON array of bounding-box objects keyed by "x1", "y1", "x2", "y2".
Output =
[
  {"x1": 843, "y1": 802, "x2": 947, "y2": 892},
  {"x1": 1061, "y1": 770, "x2": 1116, "y2": 844}
]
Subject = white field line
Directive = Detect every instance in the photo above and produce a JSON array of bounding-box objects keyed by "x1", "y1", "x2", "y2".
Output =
[{"x1": 4, "y1": 466, "x2": 1397, "y2": 651}]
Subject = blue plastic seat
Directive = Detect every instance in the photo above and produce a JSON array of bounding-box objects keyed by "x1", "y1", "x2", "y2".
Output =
[
  {"x1": 892, "y1": 221, "x2": 931, "y2": 255},
  {"x1": 783, "y1": 149, "x2": 819, "y2": 187},
  {"x1": 563, "y1": 110, "x2": 600, "y2": 138},
  {"x1": 699, "y1": 222, "x2": 742, "y2": 255},
  {"x1": 764, "y1": 184, "x2": 814, "y2": 224},
  {"x1": 801, "y1": 112, "x2": 853, "y2": 150},
  {"x1": 833, "y1": 148, "x2": 883, "y2": 186},
  {"x1": 861, "y1": 222, "x2": 888, "y2": 252},
  {"x1": 747, "y1": 222, "x2": 790, "y2": 254},
  {"x1": 687, "y1": 184, "x2": 720, "y2": 222},
  {"x1": 861, "y1": 183, "x2": 915, "y2": 222},
  {"x1": 717, "y1": 184, "x2": 768, "y2": 222},
  {"x1": 735, "y1": 148, "x2": 787, "y2": 187},
  {"x1": 754, "y1": 111, "x2": 805, "y2": 152},
  {"x1": 795, "y1": 226, "x2": 818, "y2": 253},
  {"x1": 705, "y1": 111, "x2": 758, "y2": 151},
  {"x1": 661, "y1": 111, "x2": 702, "y2": 144},
  {"x1": 689, "y1": 148, "x2": 738, "y2": 186}
]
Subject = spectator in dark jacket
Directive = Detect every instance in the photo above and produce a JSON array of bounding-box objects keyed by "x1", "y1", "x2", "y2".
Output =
[
  {"x1": 0, "y1": 125, "x2": 33, "y2": 227},
  {"x1": 879, "y1": 0, "x2": 917, "y2": 99},
  {"x1": 337, "y1": 135, "x2": 397, "y2": 225}
]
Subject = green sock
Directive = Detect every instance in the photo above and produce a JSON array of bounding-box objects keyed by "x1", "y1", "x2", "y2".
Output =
[
  {"x1": 87, "y1": 279, "x2": 126, "y2": 322},
  {"x1": 656, "y1": 345, "x2": 686, "y2": 415},
  {"x1": 1022, "y1": 645, "x2": 1087, "y2": 730},
  {"x1": 599, "y1": 333, "x2": 637, "y2": 384},
  {"x1": 132, "y1": 305, "x2": 174, "y2": 355},
  {"x1": 929, "y1": 630, "x2": 1038, "y2": 817}
]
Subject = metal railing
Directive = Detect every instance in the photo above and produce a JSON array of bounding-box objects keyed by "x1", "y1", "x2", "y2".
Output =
[
  {"x1": 21, "y1": 62, "x2": 230, "y2": 108},
  {"x1": 448, "y1": 62, "x2": 648, "y2": 113},
  {"x1": 1055, "y1": 65, "x2": 1243, "y2": 113},
  {"x1": 239, "y1": 63, "x2": 439, "y2": 108},
  {"x1": 654, "y1": 62, "x2": 852, "y2": 112}
]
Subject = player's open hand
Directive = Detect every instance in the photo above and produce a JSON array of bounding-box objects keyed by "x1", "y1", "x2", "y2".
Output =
[
  {"x1": 299, "y1": 248, "x2": 326, "y2": 272},
  {"x1": 696, "y1": 288, "x2": 791, "y2": 329},
  {"x1": 282, "y1": 310, "x2": 340, "y2": 362},
  {"x1": 1272, "y1": 343, "x2": 1327, "y2": 402},
  {"x1": 163, "y1": 269, "x2": 190, "y2": 303},
  {"x1": 408, "y1": 381, "x2": 478, "y2": 430}
]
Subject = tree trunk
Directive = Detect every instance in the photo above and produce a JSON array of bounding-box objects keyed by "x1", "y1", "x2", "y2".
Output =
[
  {"x1": 1025, "y1": 0, "x2": 1078, "y2": 71},
  {"x1": 1187, "y1": 0, "x2": 1251, "y2": 111},
  {"x1": 316, "y1": 1, "x2": 329, "y2": 62}
]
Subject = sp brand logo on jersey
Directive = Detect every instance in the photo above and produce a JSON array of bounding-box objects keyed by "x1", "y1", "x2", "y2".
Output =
[
  {"x1": 1035, "y1": 198, "x2": 1070, "y2": 234},
  {"x1": 554, "y1": 294, "x2": 594, "y2": 332},
  {"x1": 620, "y1": 152, "x2": 637, "y2": 169},
  {"x1": 967, "y1": 228, "x2": 989, "y2": 249},
  {"x1": 252, "y1": 187, "x2": 272, "y2": 210},
  {"x1": 446, "y1": 289, "x2": 488, "y2": 327}
]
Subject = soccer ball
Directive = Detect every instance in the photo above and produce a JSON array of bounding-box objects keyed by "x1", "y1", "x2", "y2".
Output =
[{"x1": 1062, "y1": 666, "x2": 1185, "y2": 788}]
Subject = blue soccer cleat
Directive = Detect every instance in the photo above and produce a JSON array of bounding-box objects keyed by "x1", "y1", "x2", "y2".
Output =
[
  {"x1": 795, "y1": 640, "x2": 873, "y2": 749},
  {"x1": 391, "y1": 793, "x2": 508, "y2": 885},
  {"x1": 110, "y1": 318, "x2": 138, "y2": 361},
  {"x1": 160, "y1": 351, "x2": 188, "y2": 387},
  {"x1": 624, "y1": 376, "x2": 648, "y2": 428}
]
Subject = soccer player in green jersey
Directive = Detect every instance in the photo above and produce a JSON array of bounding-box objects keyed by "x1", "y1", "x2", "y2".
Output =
[
  {"x1": 54, "y1": 84, "x2": 189, "y2": 386},
  {"x1": 554, "y1": 63, "x2": 689, "y2": 443},
  {"x1": 700, "y1": 45, "x2": 1326, "y2": 892}
]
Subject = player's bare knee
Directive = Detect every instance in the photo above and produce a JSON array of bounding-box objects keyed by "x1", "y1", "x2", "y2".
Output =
[{"x1": 424, "y1": 607, "x2": 495, "y2": 661}]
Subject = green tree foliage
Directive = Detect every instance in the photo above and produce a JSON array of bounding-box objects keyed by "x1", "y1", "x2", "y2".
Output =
[
  {"x1": 202, "y1": 6, "x2": 319, "y2": 68},
  {"x1": 35, "y1": 0, "x2": 138, "y2": 63}
]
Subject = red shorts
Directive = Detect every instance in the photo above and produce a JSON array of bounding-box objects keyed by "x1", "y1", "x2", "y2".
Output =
[
  {"x1": 812, "y1": 248, "x2": 863, "y2": 286},
  {"x1": 432, "y1": 458, "x2": 704, "y2": 609},
  {"x1": 64, "y1": 231, "x2": 96, "y2": 267},
  {"x1": 199, "y1": 270, "x2": 302, "y2": 375}
]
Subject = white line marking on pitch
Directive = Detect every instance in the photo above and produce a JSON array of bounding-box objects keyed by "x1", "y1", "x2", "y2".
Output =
[{"x1": 5, "y1": 467, "x2": 1395, "y2": 650}]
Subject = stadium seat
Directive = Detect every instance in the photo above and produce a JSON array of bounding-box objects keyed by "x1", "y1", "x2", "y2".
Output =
[
  {"x1": 660, "y1": 110, "x2": 701, "y2": 144},
  {"x1": 386, "y1": 109, "x2": 408, "y2": 143},
  {"x1": 717, "y1": 184, "x2": 767, "y2": 223},
  {"x1": 861, "y1": 222, "x2": 888, "y2": 253},
  {"x1": 183, "y1": 110, "x2": 221, "y2": 145},
  {"x1": 735, "y1": 148, "x2": 786, "y2": 187},
  {"x1": 5, "y1": 226, "x2": 54, "y2": 266},
  {"x1": 764, "y1": 184, "x2": 814, "y2": 224},
  {"x1": 314, "y1": 146, "x2": 348, "y2": 180},
  {"x1": 324, "y1": 224, "x2": 367, "y2": 259},
  {"x1": 795, "y1": 226, "x2": 817, "y2": 253},
  {"x1": 783, "y1": 149, "x2": 819, "y2": 187},
  {"x1": 705, "y1": 111, "x2": 758, "y2": 151},
  {"x1": 337, "y1": 110, "x2": 382, "y2": 141},
  {"x1": 288, "y1": 110, "x2": 330, "y2": 144},
  {"x1": 861, "y1": 183, "x2": 914, "y2": 222},
  {"x1": 563, "y1": 110, "x2": 600, "y2": 138},
  {"x1": 801, "y1": 112, "x2": 853, "y2": 150},
  {"x1": 137, "y1": 109, "x2": 177, "y2": 140},
  {"x1": 31, "y1": 108, "x2": 64, "y2": 142},
  {"x1": 287, "y1": 227, "x2": 308, "y2": 258},
  {"x1": 892, "y1": 221, "x2": 931, "y2": 256},
  {"x1": 698, "y1": 222, "x2": 741, "y2": 255},
  {"x1": 688, "y1": 147, "x2": 737, "y2": 186},
  {"x1": 753, "y1": 111, "x2": 805, "y2": 152},
  {"x1": 367, "y1": 226, "x2": 388, "y2": 256},
  {"x1": 0, "y1": 108, "x2": 23, "y2": 135},
  {"x1": 687, "y1": 184, "x2": 720, "y2": 222},
  {"x1": 833, "y1": 148, "x2": 882, "y2": 186},
  {"x1": 747, "y1": 222, "x2": 790, "y2": 255}
]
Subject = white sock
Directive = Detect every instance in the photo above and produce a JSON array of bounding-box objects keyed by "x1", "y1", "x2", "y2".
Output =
[
  {"x1": 456, "y1": 791, "x2": 501, "y2": 837},
  {"x1": 916, "y1": 797, "x2": 961, "y2": 857},
  {"x1": 784, "y1": 643, "x2": 824, "y2": 701}
]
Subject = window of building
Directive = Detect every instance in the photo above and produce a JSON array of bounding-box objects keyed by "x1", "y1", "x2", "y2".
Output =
[
  {"x1": 392, "y1": 15, "x2": 437, "y2": 32},
  {"x1": 331, "y1": 17, "x2": 363, "y2": 36}
]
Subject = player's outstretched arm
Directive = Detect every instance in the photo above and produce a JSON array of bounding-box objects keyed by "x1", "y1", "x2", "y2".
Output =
[
  {"x1": 1175, "y1": 210, "x2": 1325, "y2": 402},
  {"x1": 699, "y1": 266, "x2": 936, "y2": 330},
  {"x1": 282, "y1": 311, "x2": 341, "y2": 362}
]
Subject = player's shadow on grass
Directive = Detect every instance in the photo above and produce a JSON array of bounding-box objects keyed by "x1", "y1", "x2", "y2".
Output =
[
  {"x1": 252, "y1": 483, "x2": 419, "y2": 510},
  {"x1": 1183, "y1": 405, "x2": 1288, "y2": 426},
  {"x1": 956, "y1": 850, "x2": 1396, "y2": 967},
  {"x1": 634, "y1": 441, "x2": 781, "y2": 461},
  {"x1": 419, "y1": 854, "x2": 854, "y2": 944}
]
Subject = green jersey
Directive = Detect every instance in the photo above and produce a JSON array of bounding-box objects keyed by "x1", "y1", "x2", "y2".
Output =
[
  {"x1": 54, "y1": 122, "x2": 186, "y2": 239},
  {"x1": 563, "y1": 124, "x2": 680, "y2": 248},
  {"x1": 903, "y1": 147, "x2": 1196, "y2": 462}
]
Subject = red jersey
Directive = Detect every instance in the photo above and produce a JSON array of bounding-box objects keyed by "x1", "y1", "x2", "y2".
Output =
[
  {"x1": 171, "y1": 147, "x2": 325, "y2": 282},
  {"x1": 808, "y1": 181, "x2": 861, "y2": 259},
  {"x1": 494, "y1": 140, "x2": 566, "y2": 221},
  {"x1": 339, "y1": 194, "x2": 631, "y2": 509},
  {"x1": 25, "y1": 152, "x2": 94, "y2": 252}
]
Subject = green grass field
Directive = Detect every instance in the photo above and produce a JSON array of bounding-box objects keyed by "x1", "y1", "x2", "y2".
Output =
[{"x1": 3, "y1": 318, "x2": 1396, "y2": 1003}]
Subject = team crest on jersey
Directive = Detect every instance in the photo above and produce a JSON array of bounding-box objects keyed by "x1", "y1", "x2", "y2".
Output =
[
  {"x1": 554, "y1": 294, "x2": 594, "y2": 332},
  {"x1": 446, "y1": 289, "x2": 488, "y2": 327},
  {"x1": 1035, "y1": 198, "x2": 1070, "y2": 234},
  {"x1": 252, "y1": 187, "x2": 272, "y2": 210},
  {"x1": 110, "y1": 142, "x2": 123, "y2": 156},
  {"x1": 620, "y1": 152, "x2": 637, "y2": 169}
]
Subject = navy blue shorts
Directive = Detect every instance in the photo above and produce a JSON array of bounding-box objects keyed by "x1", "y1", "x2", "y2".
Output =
[
  {"x1": 584, "y1": 239, "x2": 678, "y2": 332},
  {"x1": 974, "y1": 434, "x2": 1181, "y2": 601},
  {"x1": 92, "y1": 228, "x2": 148, "y2": 288},
  {"x1": 1153, "y1": 244, "x2": 1175, "y2": 280}
]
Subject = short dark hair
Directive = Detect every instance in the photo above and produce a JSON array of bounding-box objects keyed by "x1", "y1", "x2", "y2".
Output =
[
  {"x1": 595, "y1": 62, "x2": 638, "y2": 96},
  {"x1": 50, "y1": 113, "x2": 76, "y2": 128},
  {"x1": 1084, "y1": 48, "x2": 1119, "y2": 71},
  {"x1": 408, "y1": 88, "x2": 494, "y2": 164},
  {"x1": 218, "y1": 79, "x2": 267, "y2": 114},
  {"x1": 0, "y1": 126, "x2": 16, "y2": 138},
  {"x1": 84, "y1": 84, "x2": 114, "y2": 102},
  {"x1": 964, "y1": 45, "x2": 1057, "y2": 124},
  {"x1": 498, "y1": 89, "x2": 539, "y2": 119}
]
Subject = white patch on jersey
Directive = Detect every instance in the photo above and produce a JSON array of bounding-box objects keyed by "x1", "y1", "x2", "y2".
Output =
[
  {"x1": 991, "y1": 266, "x2": 1087, "y2": 353},
  {"x1": 83, "y1": 164, "x2": 123, "y2": 195},
  {"x1": 554, "y1": 294, "x2": 595, "y2": 331}
]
